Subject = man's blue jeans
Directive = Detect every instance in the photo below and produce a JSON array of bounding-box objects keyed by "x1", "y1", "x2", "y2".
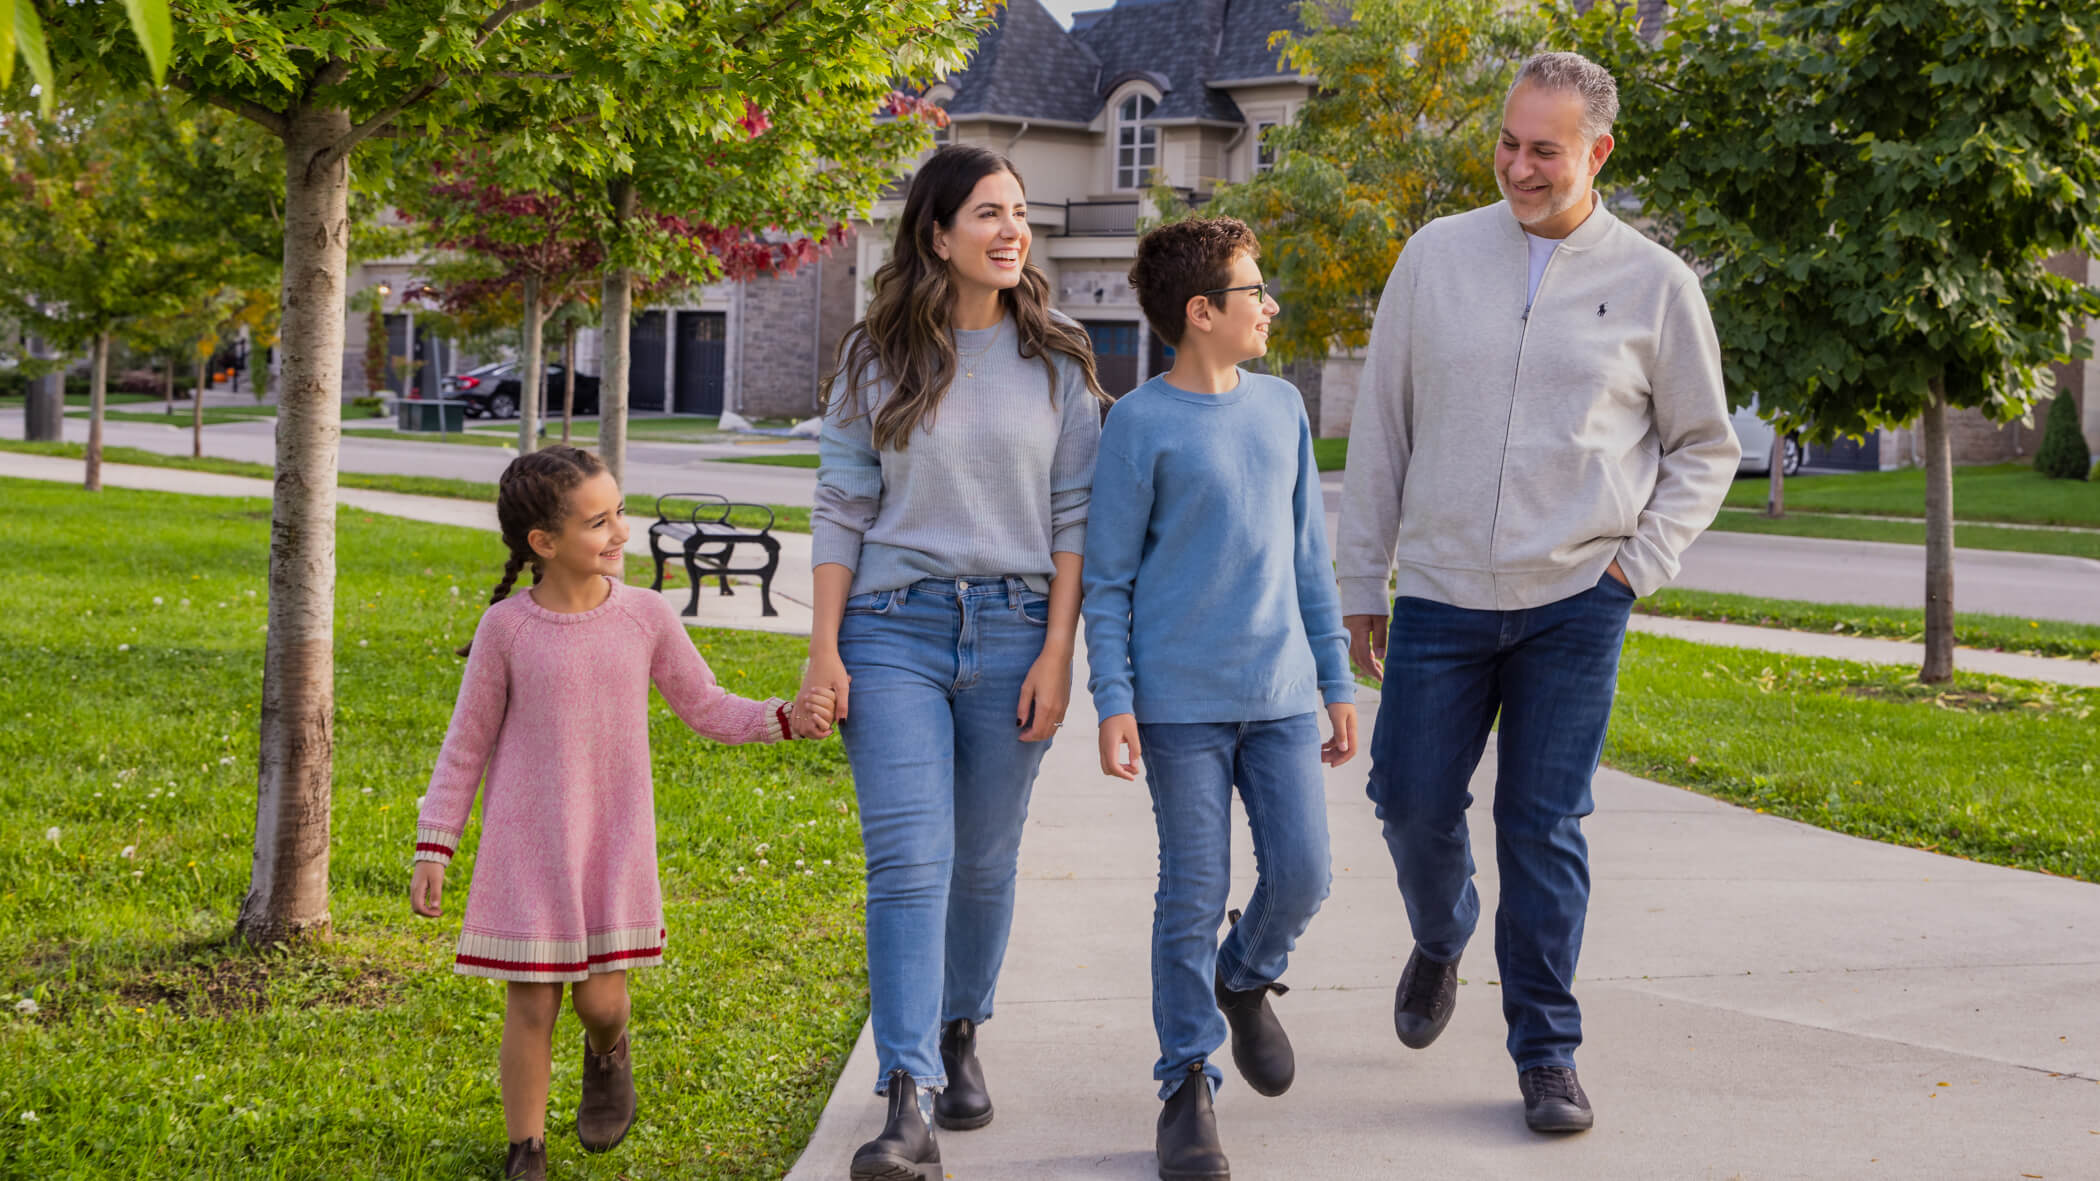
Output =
[
  {"x1": 1139, "y1": 713, "x2": 1332, "y2": 1097},
  {"x1": 1365, "y1": 574, "x2": 1634, "y2": 1071},
  {"x1": 839, "y1": 577, "x2": 1056, "y2": 1092}
]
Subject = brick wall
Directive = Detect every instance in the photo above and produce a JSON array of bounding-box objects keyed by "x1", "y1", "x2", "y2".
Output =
[{"x1": 734, "y1": 265, "x2": 824, "y2": 420}]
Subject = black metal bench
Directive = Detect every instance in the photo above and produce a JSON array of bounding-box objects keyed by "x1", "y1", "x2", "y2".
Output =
[{"x1": 647, "y1": 493, "x2": 782, "y2": 618}]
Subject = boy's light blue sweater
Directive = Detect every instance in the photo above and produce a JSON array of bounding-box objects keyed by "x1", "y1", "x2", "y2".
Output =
[{"x1": 1082, "y1": 371, "x2": 1355, "y2": 724}]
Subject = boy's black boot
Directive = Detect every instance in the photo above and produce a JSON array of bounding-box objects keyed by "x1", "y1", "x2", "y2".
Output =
[
  {"x1": 1155, "y1": 1062, "x2": 1230, "y2": 1181},
  {"x1": 850, "y1": 1068, "x2": 942, "y2": 1181}
]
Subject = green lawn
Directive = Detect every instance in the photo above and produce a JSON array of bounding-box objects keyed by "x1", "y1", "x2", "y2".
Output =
[
  {"x1": 713, "y1": 453, "x2": 819, "y2": 469},
  {"x1": 1706, "y1": 506, "x2": 2100, "y2": 559},
  {"x1": 345, "y1": 427, "x2": 522, "y2": 449},
  {"x1": 1724, "y1": 462, "x2": 2100, "y2": 527},
  {"x1": 1638, "y1": 588, "x2": 2100, "y2": 663},
  {"x1": 490, "y1": 416, "x2": 746, "y2": 445},
  {"x1": 0, "y1": 391, "x2": 161, "y2": 407},
  {"x1": 0, "y1": 479, "x2": 860, "y2": 1178},
  {"x1": 68, "y1": 406, "x2": 278, "y2": 427},
  {"x1": 1609, "y1": 633, "x2": 2097, "y2": 881},
  {"x1": 0, "y1": 440, "x2": 813, "y2": 535}
]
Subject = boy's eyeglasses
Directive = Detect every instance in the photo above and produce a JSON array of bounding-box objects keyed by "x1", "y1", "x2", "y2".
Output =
[{"x1": 1201, "y1": 282, "x2": 1272, "y2": 303}]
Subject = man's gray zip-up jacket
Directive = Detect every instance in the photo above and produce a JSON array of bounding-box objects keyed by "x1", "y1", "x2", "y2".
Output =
[{"x1": 1336, "y1": 199, "x2": 1741, "y2": 616}]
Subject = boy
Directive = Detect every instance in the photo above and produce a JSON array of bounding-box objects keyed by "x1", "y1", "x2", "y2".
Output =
[{"x1": 1083, "y1": 217, "x2": 1357, "y2": 1181}]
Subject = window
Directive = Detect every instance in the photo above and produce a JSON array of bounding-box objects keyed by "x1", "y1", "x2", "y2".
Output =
[
  {"x1": 1115, "y1": 94, "x2": 1158, "y2": 190},
  {"x1": 1254, "y1": 121, "x2": 1278, "y2": 174}
]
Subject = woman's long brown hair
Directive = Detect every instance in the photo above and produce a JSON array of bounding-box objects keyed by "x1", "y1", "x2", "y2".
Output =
[{"x1": 824, "y1": 145, "x2": 1107, "y2": 450}]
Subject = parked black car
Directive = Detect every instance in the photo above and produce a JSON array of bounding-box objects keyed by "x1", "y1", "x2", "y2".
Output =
[
  {"x1": 465, "y1": 365, "x2": 601, "y2": 419},
  {"x1": 443, "y1": 361, "x2": 514, "y2": 408}
]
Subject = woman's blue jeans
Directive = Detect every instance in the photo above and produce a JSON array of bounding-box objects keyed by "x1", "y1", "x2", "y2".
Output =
[{"x1": 839, "y1": 576, "x2": 1056, "y2": 1092}]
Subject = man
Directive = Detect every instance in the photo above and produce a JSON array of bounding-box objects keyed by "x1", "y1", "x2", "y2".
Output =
[{"x1": 1335, "y1": 51, "x2": 1740, "y2": 1133}]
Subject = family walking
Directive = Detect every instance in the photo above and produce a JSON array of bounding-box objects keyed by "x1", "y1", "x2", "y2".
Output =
[{"x1": 408, "y1": 50, "x2": 1739, "y2": 1181}]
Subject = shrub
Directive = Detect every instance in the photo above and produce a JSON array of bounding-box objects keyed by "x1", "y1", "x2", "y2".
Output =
[{"x1": 2034, "y1": 391, "x2": 2092, "y2": 481}]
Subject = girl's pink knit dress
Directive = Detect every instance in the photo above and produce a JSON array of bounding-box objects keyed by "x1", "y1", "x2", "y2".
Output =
[{"x1": 413, "y1": 578, "x2": 791, "y2": 983}]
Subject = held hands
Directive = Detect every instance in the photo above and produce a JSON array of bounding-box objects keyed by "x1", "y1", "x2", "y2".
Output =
[
  {"x1": 794, "y1": 650, "x2": 851, "y2": 739},
  {"x1": 1322, "y1": 702, "x2": 1359, "y2": 767},
  {"x1": 1345, "y1": 614, "x2": 1389, "y2": 684},
  {"x1": 410, "y1": 861, "x2": 445, "y2": 918},
  {"x1": 1098, "y1": 713, "x2": 1142, "y2": 780},
  {"x1": 791, "y1": 686, "x2": 837, "y2": 739}
]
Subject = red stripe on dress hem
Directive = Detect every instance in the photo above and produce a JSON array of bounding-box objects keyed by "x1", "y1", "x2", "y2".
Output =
[
  {"x1": 416, "y1": 842, "x2": 454, "y2": 855},
  {"x1": 455, "y1": 946, "x2": 663, "y2": 972}
]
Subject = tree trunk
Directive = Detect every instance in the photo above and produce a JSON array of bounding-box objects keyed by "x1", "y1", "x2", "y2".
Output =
[
  {"x1": 237, "y1": 104, "x2": 350, "y2": 946},
  {"x1": 164, "y1": 355, "x2": 175, "y2": 415},
  {"x1": 23, "y1": 333, "x2": 62, "y2": 442},
  {"x1": 562, "y1": 317, "x2": 577, "y2": 446},
  {"x1": 1765, "y1": 432, "x2": 1785, "y2": 517},
  {"x1": 1920, "y1": 383, "x2": 1956, "y2": 683},
  {"x1": 600, "y1": 176, "x2": 637, "y2": 486},
  {"x1": 193, "y1": 350, "x2": 208, "y2": 459},
  {"x1": 85, "y1": 331, "x2": 109, "y2": 491},
  {"x1": 518, "y1": 274, "x2": 543, "y2": 455}
]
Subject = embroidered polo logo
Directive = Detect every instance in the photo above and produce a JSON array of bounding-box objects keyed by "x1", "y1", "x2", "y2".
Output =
[{"x1": 1597, "y1": 302, "x2": 1608, "y2": 317}]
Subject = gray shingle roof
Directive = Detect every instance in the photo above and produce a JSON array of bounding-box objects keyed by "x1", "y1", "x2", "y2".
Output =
[
  {"x1": 941, "y1": 0, "x2": 1312, "y2": 126},
  {"x1": 943, "y1": 0, "x2": 1103, "y2": 125}
]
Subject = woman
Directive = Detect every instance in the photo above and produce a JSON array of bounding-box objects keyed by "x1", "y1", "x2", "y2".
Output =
[{"x1": 799, "y1": 143, "x2": 1106, "y2": 1179}]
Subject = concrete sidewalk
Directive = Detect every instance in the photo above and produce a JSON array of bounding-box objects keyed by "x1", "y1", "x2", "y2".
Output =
[{"x1": 787, "y1": 665, "x2": 2100, "y2": 1180}]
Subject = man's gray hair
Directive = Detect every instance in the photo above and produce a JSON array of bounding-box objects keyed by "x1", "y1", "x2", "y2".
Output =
[{"x1": 1510, "y1": 51, "x2": 1620, "y2": 143}]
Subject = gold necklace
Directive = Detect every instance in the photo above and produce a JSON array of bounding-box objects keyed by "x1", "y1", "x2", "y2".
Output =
[{"x1": 956, "y1": 323, "x2": 1003, "y2": 379}]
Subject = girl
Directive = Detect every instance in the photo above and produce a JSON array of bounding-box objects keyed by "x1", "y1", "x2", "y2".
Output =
[
  {"x1": 798, "y1": 144, "x2": 1107, "y2": 1179},
  {"x1": 409, "y1": 445, "x2": 832, "y2": 1180}
]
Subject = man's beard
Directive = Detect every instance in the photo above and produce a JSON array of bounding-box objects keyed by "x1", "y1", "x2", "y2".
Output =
[{"x1": 1498, "y1": 173, "x2": 1585, "y2": 226}]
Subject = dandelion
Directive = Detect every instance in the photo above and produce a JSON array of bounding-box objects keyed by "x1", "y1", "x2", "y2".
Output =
[
  {"x1": 218, "y1": 756, "x2": 236, "y2": 766},
  {"x1": 245, "y1": 589, "x2": 256, "y2": 597},
  {"x1": 448, "y1": 585, "x2": 460, "y2": 597},
  {"x1": 362, "y1": 787, "x2": 374, "y2": 795},
  {"x1": 794, "y1": 859, "x2": 805, "y2": 867},
  {"x1": 152, "y1": 596, "x2": 163, "y2": 605},
  {"x1": 118, "y1": 644, "x2": 130, "y2": 652},
  {"x1": 359, "y1": 639, "x2": 369, "y2": 648},
  {"x1": 43, "y1": 827, "x2": 59, "y2": 846},
  {"x1": 131, "y1": 870, "x2": 143, "y2": 878},
  {"x1": 18, "y1": 1111, "x2": 34, "y2": 1123},
  {"x1": 121, "y1": 846, "x2": 136, "y2": 860},
  {"x1": 758, "y1": 858, "x2": 769, "y2": 867},
  {"x1": 14, "y1": 997, "x2": 37, "y2": 1016},
  {"x1": 823, "y1": 860, "x2": 832, "y2": 866}
]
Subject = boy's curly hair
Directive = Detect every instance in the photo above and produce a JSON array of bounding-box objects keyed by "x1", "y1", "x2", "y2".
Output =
[{"x1": 1129, "y1": 216, "x2": 1261, "y2": 347}]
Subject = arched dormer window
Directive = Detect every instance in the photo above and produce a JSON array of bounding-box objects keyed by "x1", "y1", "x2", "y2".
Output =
[{"x1": 1115, "y1": 93, "x2": 1158, "y2": 190}]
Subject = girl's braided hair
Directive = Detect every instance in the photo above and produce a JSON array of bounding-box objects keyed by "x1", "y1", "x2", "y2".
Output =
[{"x1": 456, "y1": 445, "x2": 607, "y2": 657}]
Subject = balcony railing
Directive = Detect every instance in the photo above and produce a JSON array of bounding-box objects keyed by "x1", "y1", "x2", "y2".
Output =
[{"x1": 1059, "y1": 200, "x2": 1140, "y2": 236}]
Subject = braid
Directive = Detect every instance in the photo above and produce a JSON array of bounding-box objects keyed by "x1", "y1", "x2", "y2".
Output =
[{"x1": 448, "y1": 444, "x2": 608, "y2": 659}]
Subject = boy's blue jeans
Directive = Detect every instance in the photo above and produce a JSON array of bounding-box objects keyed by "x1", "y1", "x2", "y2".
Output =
[
  {"x1": 1138, "y1": 713, "x2": 1332, "y2": 1098},
  {"x1": 1364, "y1": 574, "x2": 1634, "y2": 1071},
  {"x1": 838, "y1": 577, "x2": 1056, "y2": 1093}
]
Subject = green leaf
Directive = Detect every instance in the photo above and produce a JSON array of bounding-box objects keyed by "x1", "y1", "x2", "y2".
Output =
[
  {"x1": 120, "y1": 0, "x2": 172, "y2": 85},
  {"x1": 0, "y1": 0, "x2": 12, "y2": 91},
  {"x1": 12, "y1": 0, "x2": 54, "y2": 115}
]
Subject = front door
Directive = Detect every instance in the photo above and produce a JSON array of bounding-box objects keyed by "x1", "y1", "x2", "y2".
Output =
[
  {"x1": 630, "y1": 310, "x2": 668, "y2": 413},
  {"x1": 674, "y1": 311, "x2": 726, "y2": 416}
]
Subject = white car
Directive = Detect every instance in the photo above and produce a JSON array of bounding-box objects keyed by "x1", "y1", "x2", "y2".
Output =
[{"x1": 1732, "y1": 396, "x2": 1802, "y2": 476}]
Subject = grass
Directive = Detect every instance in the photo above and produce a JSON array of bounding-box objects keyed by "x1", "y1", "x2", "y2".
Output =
[
  {"x1": 492, "y1": 417, "x2": 749, "y2": 445},
  {"x1": 0, "y1": 392, "x2": 161, "y2": 407},
  {"x1": 68, "y1": 406, "x2": 278, "y2": 427},
  {"x1": 1607, "y1": 633, "x2": 2098, "y2": 881},
  {"x1": 714, "y1": 453, "x2": 819, "y2": 469},
  {"x1": 1724, "y1": 462, "x2": 2100, "y2": 527},
  {"x1": 1705, "y1": 507, "x2": 2100, "y2": 559},
  {"x1": 344, "y1": 427, "x2": 523, "y2": 449},
  {"x1": 0, "y1": 478, "x2": 860, "y2": 1179},
  {"x1": 1637, "y1": 588, "x2": 2100, "y2": 663},
  {"x1": 0, "y1": 441, "x2": 813, "y2": 535}
]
